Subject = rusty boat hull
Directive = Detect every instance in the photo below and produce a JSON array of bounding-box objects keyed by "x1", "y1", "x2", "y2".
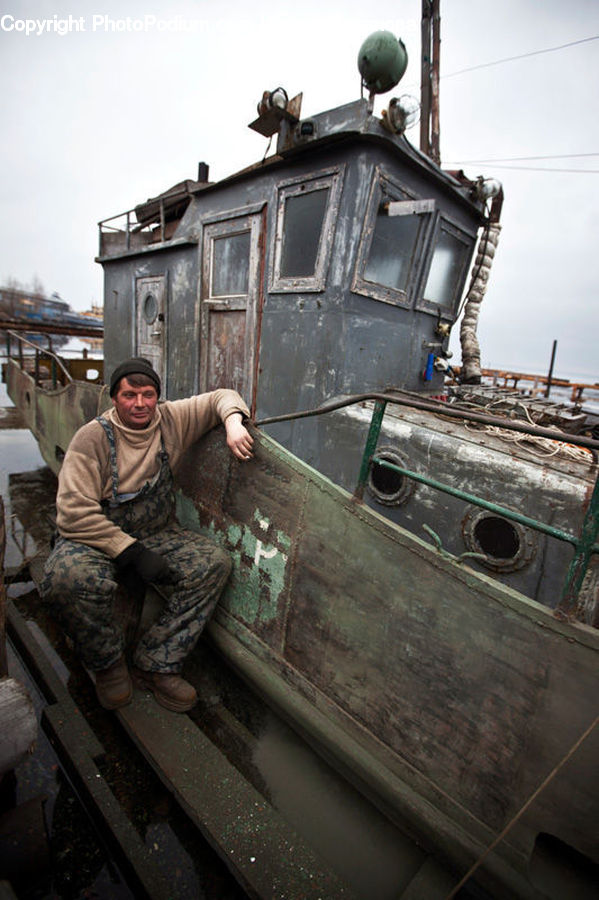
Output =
[{"x1": 5, "y1": 359, "x2": 599, "y2": 899}]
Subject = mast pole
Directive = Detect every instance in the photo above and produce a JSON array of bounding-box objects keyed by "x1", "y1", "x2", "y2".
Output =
[
  {"x1": 431, "y1": 0, "x2": 441, "y2": 164},
  {"x1": 420, "y1": 0, "x2": 441, "y2": 164},
  {"x1": 420, "y1": 0, "x2": 432, "y2": 158},
  {"x1": 545, "y1": 339, "x2": 558, "y2": 398}
]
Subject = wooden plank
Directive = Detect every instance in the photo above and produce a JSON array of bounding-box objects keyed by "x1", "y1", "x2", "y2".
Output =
[
  {"x1": 7, "y1": 601, "x2": 171, "y2": 899},
  {"x1": 117, "y1": 692, "x2": 357, "y2": 900},
  {"x1": 43, "y1": 705, "x2": 172, "y2": 900},
  {"x1": 0, "y1": 497, "x2": 6, "y2": 678},
  {"x1": 0, "y1": 678, "x2": 37, "y2": 773}
]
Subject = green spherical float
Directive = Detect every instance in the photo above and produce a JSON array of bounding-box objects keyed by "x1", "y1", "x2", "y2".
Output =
[{"x1": 358, "y1": 31, "x2": 408, "y2": 95}]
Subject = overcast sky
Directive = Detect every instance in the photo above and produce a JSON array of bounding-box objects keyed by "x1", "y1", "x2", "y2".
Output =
[{"x1": 1, "y1": 0, "x2": 597, "y2": 380}]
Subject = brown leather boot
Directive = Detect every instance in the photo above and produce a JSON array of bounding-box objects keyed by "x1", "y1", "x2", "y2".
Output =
[
  {"x1": 132, "y1": 667, "x2": 197, "y2": 712},
  {"x1": 95, "y1": 657, "x2": 133, "y2": 709}
]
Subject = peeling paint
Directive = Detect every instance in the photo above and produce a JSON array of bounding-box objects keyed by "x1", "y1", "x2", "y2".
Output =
[
  {"x1": 175, "y1": 492, "x2": 290, "y2": 626},
  {"x1": 225, "y1": 511, "x2": 290, "y2": 626}
]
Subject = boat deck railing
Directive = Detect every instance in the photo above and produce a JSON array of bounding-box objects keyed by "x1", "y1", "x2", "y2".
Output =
[
  {"x1": 4, "y1": 331, "x2": 103, "y2": 387},
  {"x1": 98, "y1": 207, "x2": 173, "y2": 257},
  {"x1": 256, "y1": 392, "x2": 599, "y2": 622}
]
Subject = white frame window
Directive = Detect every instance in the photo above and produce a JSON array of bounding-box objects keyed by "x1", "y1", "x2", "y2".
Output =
[
  {"x1": 352, "y1": 171, "x2": 436, "y2": 309},
  {"x1": 270, "y1": 166, "x2": 344, "y2": 293},
  {"x1": 417, "y1": 215, "x2": 477, "y2": 316}
]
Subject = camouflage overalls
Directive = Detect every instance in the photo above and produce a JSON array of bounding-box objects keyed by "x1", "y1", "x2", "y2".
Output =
[{"x1": 41, "y1": 417, "x2": 231, "y2": 673}]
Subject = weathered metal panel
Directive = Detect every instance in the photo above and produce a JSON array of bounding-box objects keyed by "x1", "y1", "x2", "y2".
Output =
[
  {"x1": 101, "y1": 247, "x2": 198, "y2": 399},
  {"x1": 304, "y1": 402, "x2": 597, "y2": 610},
  {"x1": 287, "y1": 488, "x2": 545, "y2": 830},
  {"x1": 175, "y1": 426, "x2": 301, "y2": 650},
  {"x1": 172, "y1": 424, "x2": 599, "y2": 895}
]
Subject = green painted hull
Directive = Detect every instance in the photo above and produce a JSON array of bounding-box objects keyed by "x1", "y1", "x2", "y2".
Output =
[
  {"x1": 7, "y1": 360, "x2": 599, "y2": 898},
  {"x1": 6, "y1": 359, "x2": 111, "y2": 474}
]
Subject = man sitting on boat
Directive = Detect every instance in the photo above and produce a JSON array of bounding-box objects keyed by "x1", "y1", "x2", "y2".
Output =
[{"x1": 40, "y1": 356, "x2": 253, "y2": 713}]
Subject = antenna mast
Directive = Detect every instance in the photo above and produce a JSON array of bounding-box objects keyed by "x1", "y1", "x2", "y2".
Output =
[{"x1": 420, "y1": 0, "x2": 441, "y2": 164}]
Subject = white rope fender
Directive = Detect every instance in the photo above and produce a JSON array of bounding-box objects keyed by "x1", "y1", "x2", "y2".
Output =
[{"x1": 459, "y1": 222, "x2": 502, "y2": 383}]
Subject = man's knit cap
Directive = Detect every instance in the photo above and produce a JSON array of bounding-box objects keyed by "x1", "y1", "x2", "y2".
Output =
[{"x1": 109, "y1": 357, "x2": 161, "y2": 397}]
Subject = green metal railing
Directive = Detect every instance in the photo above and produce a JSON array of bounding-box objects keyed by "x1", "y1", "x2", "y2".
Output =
[{"x1": 257, "y1": 391, "x2": 599, "y2": 620}]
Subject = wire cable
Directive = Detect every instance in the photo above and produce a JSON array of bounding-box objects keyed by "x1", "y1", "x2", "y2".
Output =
[
  {"x1": 446, "y1": 153, "x2": 599, "y2": 163},
  {"x1": 444, "y1": 712, "x2": 599, "y2": 899},
  {"x1": 442, "y1": 35, "x2": 599, "y2": 79},
  {"x1": 469, "y1": 165, "x2": 599, "y2": 173}
]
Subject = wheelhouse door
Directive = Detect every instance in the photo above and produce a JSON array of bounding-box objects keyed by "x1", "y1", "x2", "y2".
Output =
[
  {"x1": 136, "y1": 275, "x2": 166, "y2": 389},
  {"x1": 200, "y1": 212, "x2": 263, "y2": 411}
]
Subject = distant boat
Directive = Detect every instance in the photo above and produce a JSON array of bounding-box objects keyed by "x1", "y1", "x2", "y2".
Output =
[{"x1": 0, "y1": 287, "x2": 102, "y2": 337}]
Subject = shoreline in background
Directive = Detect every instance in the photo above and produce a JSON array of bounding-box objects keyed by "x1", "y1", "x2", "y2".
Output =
[{"x1": 483, "y1": 364, "x2": 598, "y2": 387}]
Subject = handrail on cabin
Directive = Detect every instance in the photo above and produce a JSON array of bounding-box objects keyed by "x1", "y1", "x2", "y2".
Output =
[
  {"x1": 257, "y1": 392, "x2": 599, "y2": 620},
  {"x1": 255, "y1": 390, "x2": 599, "y2": 452}
]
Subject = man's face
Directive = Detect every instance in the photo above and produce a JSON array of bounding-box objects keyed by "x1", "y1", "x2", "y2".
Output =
[{"x1": 112, "y1": 376, "x2": 158, "y2": 429}]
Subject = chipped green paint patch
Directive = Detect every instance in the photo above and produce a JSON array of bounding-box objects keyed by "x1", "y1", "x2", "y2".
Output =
[
  {"x1": 175, "y1": 492, "x2": 291, "y2": 626},
  {"x1": 175, "y1": 492, "x2": 204, "y2": 532},
  {"x1": 224, "y1": 509, "x2": 291, "y2": 626}
]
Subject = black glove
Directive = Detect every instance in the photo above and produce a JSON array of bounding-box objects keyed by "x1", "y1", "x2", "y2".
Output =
[{"x1": 115, "y1": 541, "x2": 180, "y2": 598}]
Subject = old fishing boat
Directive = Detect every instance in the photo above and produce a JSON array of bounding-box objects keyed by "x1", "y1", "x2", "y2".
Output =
[{"x1": 4, "y1": 26, "x2": 598, "y2": 900}]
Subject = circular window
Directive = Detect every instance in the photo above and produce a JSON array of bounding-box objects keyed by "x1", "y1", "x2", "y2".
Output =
[
  {"x1": 367, "y1": 446, "x2": 414, "y2": 507},
  {"x1": 462, "y1": 507, "x2": 536, "y2": 573},
  {"x1": 143, "y1": 293, "x2": 158, "y2": 324}
]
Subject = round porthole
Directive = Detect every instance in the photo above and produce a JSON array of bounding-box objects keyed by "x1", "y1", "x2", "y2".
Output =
[
  {"x1": 143, "y1": 293, "x2": 158, "y2": 324},
  {"x1": 367, "y1": 446, "x2": 414, "y2": 507},
  {"x1": 462, "y1": 507, "x2": 536, "y2": 573}
]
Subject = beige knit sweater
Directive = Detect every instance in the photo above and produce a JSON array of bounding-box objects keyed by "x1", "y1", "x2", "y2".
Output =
[{"x1": 56, "y1": 389, "x2": 249, "y2": 558}]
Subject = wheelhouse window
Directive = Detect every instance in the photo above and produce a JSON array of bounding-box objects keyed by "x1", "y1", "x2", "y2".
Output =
[
  {"x1": 418, "y1": 218, "x2": 475, "y2": 314},
  {"x1": 270, "y1": 167, "x2": 344, "y2": 293},
  {"x1": 280, "y1": 189, "x2": 329, "y2": 277},
  {"x1": 211, "y1": 231, "x2": 251, "y2": 297},
  {"x1": 353, "y1": 173, "x2": 435, "y2": 308},
  {"x1": 364, "y1": 205, "x2": 428, "y2": 292}
]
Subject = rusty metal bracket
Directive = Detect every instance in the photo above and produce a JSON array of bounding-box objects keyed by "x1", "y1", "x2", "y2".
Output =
[{"x1": 422, "y1": 524, "x2": 487, "y2": 565}]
